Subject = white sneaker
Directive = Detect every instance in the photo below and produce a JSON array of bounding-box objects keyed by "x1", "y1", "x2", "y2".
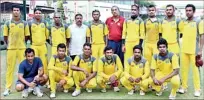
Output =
[
  {"x1": 22, "y1": 89, "x2": 28, "y2": 98},
  {"x1": 177, "y1": 88, "x2": 187, "y2": 94},
  {"x1": 162, "y1": 85, "x2": 168, "y2": 90},
  {"x1": 156, "y1": 91, "x2": 163, "y2": 96},
  {"x1": 28, "y1": 87, "x2": 34, "y2": 93},
  {"x1": 128, "y1": 90, "x2": 134, "y2": 95},
  {"x1": 169, "y1": 94, "x2": 176, "y2": 100},
  {"x1": 33, "y1": 87, "x2": 43, "y2": 97},
  {"x1": 63, "y1": 89, "x2": 69, "y2": 93},
  {"x1": 101, "y1": 88, "x2": 107, "y2": 93},
  {"x1": 72, "y1": 90, "x2": 81, "y2": 97},
  {"x1": 3, "y1": 89, "x2": 10, "y2": 96},
  {"x1": 194, "y1": 90, "x2": 201, "y2": 97},
  {"x1": 140, "y1": 90, "x2": 145, "y2": 96},
  {"x1": 86, "y1": 88, "x2": 92, "y2": 93},
  {"x1": 50, "y1": 92, "x2": 56, "y2": 98},
  {"x1": 113, "y1": 87, "x2": 120, "y2": 92}
]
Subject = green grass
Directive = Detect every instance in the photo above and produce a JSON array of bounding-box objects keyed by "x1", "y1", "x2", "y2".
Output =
[{"x1": 1, "y1": 45, "x2": 204, "y2": 99}]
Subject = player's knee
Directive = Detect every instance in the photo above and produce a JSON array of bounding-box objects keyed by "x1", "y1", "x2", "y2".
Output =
[
  {"x1": 49, "y1": 70, "x2": 55, "y2": 76},
  {"x1": 16, "y1": 84, "x2": 24, "y2": 92},
  {"x1": 171, "y1": 76, "x2": 180, "y2": 86},
  {"x1": 96, "y1": 77, "x2": 103, "y2": 84},
  {"x1": 120, "y1": 77, "x2": 127, "y2": 85}
]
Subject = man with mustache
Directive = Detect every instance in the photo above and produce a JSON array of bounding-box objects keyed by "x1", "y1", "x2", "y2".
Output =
[
  {"x1": 149, "y1": 38, "x2": 180, "y2": 99},
  {"x1": 97, "y1": 46, "x2": 123, "y2": 93},
  {"x1": 178, "y1": 4, "x2": 204, "y2": 97},
  {"x1": 106, "y1": 6, "x2": 125, "y2": 65},
  {"x1": 160, "y1": 4, "x2": 181, "y2": 56},
  {"x1": 3, "y1": 5, "x2": 30, "y2": 96},
  {"x1": 28, "y1": 8, "x2": 49, "y2": 77},
  {"x1": 121, "y1": 45, "x2": 149, "y2": 95},
  {"x1": 67, "y1": 14, "x2": 90, "y2": 60},
  {"x1": 71, "y1": 43, "x2": 97, "y2": 97},
  {"x1": 122, "y1": 4, "x2": 145, "y2": 64}
]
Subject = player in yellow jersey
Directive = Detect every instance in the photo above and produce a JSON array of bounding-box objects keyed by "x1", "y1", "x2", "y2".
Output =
[
  {"x1": 122, "y1": 4, "x2": 145, "y2": 63},
  {"x1": 88, "y1": 10, "x2": 108, "y2": 66},
  {"x1": 28, "y1": 8, "x2": 49, "y2": 75},
  {"x1": 178, "y1": 4, "x2": 204, "y2": 97},
  {"x1": 3, "y1": 6, "x2": 30, "y2": 96},
  {"x1": 48, "y1": 43, "x2": 74, "y2": 98},
  {"x1": 71, "y1": 43, "x2": 97, "y2": 97},
  {"x1": 160, "y1": 4, "x2": 181, "y2": 55},
  {"x1": 49, "y1": 13, "x2": 69, "y2": 55},
  {"x1": 97, "y1": 46, "x2": 123, "y2": 93},
  {"x1": 149, "y1": 38, "x2": 180, "y2": 100},
  {"x1": 121, "y1": 45, "x2": 149, "y2": 95},
  {"x1": 143, "y1": 5, "x2": 160, "y2": 65}
]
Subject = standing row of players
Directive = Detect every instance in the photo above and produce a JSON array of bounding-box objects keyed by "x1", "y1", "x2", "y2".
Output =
[{"x1": 2, "y1": 3, "x2": 204, "y2": 99}]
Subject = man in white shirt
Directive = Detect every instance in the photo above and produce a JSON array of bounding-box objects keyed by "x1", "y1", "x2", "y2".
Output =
[{"x1": 67, "y1": 14, "x2": 90, "y2": 60}]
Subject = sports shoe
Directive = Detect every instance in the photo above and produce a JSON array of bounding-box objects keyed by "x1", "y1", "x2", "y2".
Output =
[
  {"x1": 3, "y1": 89, "x2": 10, "y2": 96},
  {"x1": 113, "y1": 87, "x2": 120, "y2": 92},
  {"x1": 22, "y1": 89, "x2": 28, "y2": 98},
  {"x1": 28, "y1": 87, "x2": 34, "y2": 93},
  {"x1": 169, "y1": 94, "x2": 176, "y2": 100},
  {"x1": 72, "y1": 90, "x2": 81, "y2": 97},
  {"x1": 194, "y1": 90, "x2": 201, "y2": 97},
  {"x1": 33, "y1": 87, "x2": 43, "y2": 97},
  {"x1": 162, "y1": 85, "x2": 168, "y2": 90},
  {"x1": 156, "y1": 91, "x2": 162, "y2": 96},
  {"x1": 177, "y1": 88, "x2": 187, "y2": 94},
  {"x1": 140, "y1": 90, "x2": 145, "y2": 96},
  {"x1": 50, "y1": 92, "x2": 56, "y2": 98},
  {"x1": 101, "y1": 88, "x2": 107, "y2": 93},
  {"x1": 128, "y1": 90, "x2": 134, "y2": 95},
  {"x1": 63, "y1": 89, "x2": 69, "y2": 93},
  {"x1": 86, "y1": 88, "x2": 92, "y2": 93}
]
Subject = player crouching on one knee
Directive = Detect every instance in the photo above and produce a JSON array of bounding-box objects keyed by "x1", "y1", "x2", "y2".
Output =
[{"x1": 15, "y1": 48, "x2": 48, "y2": 98}]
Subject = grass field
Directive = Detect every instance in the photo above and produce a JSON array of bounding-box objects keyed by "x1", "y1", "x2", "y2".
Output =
[{"x1": 0, "y1": 45, "x2": 204, "y2": 99}]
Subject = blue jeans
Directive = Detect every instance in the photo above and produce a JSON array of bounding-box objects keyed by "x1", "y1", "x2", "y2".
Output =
[{"x1": 107, "y1": 40, "x2": 124, "y2": 66}]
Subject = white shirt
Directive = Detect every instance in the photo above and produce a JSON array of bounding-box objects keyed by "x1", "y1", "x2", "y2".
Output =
[{"x1": 68, "y1": 24, "x2": 88, "y2": 56}]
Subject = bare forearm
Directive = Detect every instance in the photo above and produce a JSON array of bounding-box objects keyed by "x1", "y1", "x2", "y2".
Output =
[
  {"x1": 66, "y1": 38, "x2": 70, "y2": 48},
  {"x1": 4, "y1": 36, "x2": 8, "y2": 44},
  {"x1": 18, "y1": 76, "x2": 30, "y2": 86},
  {"x1": 162, "y1": 69, "x2": 179, "y2": 81},
  {"x1": 86, "y1": 37, "x2": 90, "y2": 43},
  {"x1": 86, "y1": 72, "x2": 96, "y2": 81},
  {"x1": 71, "y1": 65, "x2": 85, "y2": 72},
  {"x1": 150, "y1": 69, "x2": 155, "y2": 79}
]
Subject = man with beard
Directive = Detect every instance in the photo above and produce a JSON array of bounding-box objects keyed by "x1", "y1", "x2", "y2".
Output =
[
  {"x1": 67, "y1": 14, "x2": 90, "y2": 60},
  {"x1": 28, "y1": 8, "x2": 49, "y2": 76},
  {"x1": 71, "y1": 43, "x2": 97, "y2": 97},
  {"x1": 160, "y1": 4, "x2": 181, "y2": 56},
  {"x1": 122, "y1": 4, "x2": 145, "y2": 64},
  {"x1": 88, "y1": 10, "x2": 108, "y2": 66},
  {"x1": 3, "y1": 5, "x2": 30, "y2": 96},
  {"x1": 143, "y1": 5, "x2": 160, "y2": 65},
  {"x1": 48, "y1": 43, "x2": 74, "y2": 98},
  {"x1": 149, "y1": 38, "x2": 180, "y2": 99},
  {"x1": 97, "y1": 46, "x2": 123, "y2": 93},
  {"x1": 178, "y1": 4, "x2": 204, "y2": 97},
  {"x1": 49, "y1": 13, "x2": 69, "y2": 55},
  {"x1": 106, "y1": 6, "x2": 125, "y2": 65},
  {"x1": 121, "y1": 45, "x2": 149, "y2": 95}
]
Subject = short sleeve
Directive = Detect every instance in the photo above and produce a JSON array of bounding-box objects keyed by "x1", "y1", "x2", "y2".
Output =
[
  {"x1": 18, "y1": 62, "x2": 25, "y2": 74},
  {"x1": 72, "y1": 56, "x2": 80, "y2": 66},
  {"x1": 37, "y1": 58, "x2": 43, "y2": 69}
]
